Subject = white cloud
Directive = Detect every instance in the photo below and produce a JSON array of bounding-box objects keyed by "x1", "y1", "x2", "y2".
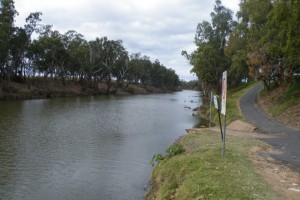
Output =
[{"x1": 14, "y1": 0, "x2": 240, "y2": 81}]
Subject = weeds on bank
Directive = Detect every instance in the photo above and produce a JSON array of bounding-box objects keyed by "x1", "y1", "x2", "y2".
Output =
[
  {"x1": 150, "y1": 144, "x2": 185, "y2": 167},
  {"x1": 271, "y1": 77, "x2": 300, "y2": 117}
]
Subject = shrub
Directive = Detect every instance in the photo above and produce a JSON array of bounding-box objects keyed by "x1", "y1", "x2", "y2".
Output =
[{"x1": 167, "y1": 144, "x2": 185, "y2": 156}]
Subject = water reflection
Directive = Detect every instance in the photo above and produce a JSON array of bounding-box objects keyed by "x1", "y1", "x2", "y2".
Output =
[{"x1": 0, "y1": 90, "x2": 202, "y2": 200}]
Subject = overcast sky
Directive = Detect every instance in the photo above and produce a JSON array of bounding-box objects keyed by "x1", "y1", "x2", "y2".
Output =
[{"x1": 14, "y1": 0, "x2": 239, "y2": 81}]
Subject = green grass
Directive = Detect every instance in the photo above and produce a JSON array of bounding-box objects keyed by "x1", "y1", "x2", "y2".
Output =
[
  {"x1": 146, "y1": 131, "x2": 281, "y2": 200},
  {"x1": 146, "y1": 82, "x2": 282, "y2": 200},
  {"x1": 269, "y1": 77, "x2": 300, "y2": 117},
  {"x1": 208, "y1": 82, "x2": 258, "y2": 125}
]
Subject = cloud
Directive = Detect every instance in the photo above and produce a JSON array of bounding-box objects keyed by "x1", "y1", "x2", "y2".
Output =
[{"x1": 14, "y1": 0, "x2": 239, "y2": 81}]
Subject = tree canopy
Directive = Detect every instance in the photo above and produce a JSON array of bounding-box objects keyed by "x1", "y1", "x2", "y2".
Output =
[
  {"x1": 184, "y1": 0, "x2": 300, "y2": 97},
  {"x1": 0, "y1": 0, "x2": 180, "y2": 94}
]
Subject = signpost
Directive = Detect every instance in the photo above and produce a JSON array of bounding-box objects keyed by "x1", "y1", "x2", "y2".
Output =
[
  {"x1": 221, "y1": 71, "x2": 227, "y2": 156},
  {"x1": 213, "y1": 95, "x2": 219, "y2": 109},
  {"x1": 213, "y1": 95, "x2": 223, "y2": 142},
  {"x1": 210, "y1": 71, "x2": 227, "y2": 156},
  {"x1": 209, "y1": 92, "x2": 213, "y2": 128},
  {"x1": 221, "y1": 71, "x2": 227, "y2": 115}
]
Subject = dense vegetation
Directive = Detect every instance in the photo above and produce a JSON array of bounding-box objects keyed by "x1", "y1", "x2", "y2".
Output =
[
  {"x1": 183, "y1": 0, "x2": 300, "y2": 99},
  {"x1": 0, "y1": 0, "x2": 180, "y2": 95}
]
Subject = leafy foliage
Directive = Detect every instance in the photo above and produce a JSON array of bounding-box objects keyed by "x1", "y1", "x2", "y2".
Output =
[
  {"x1": 183, "y1": 0, "x2": 233, "y2": 99},
  {"x1": 184, "y1": 0, "x2": 300, "y2": 97},
  {"x1": 166, "y1": 144, "x2": 185, "y2": 157},
  {"x1": 150, "y1": 144, "x2": 185, "y2": 167},
  {"x1": 0, "y1": 0, "x2": 180, "y2": 93},
  {"x1": 150, "y1": 153, "x2": 165, "y2": 167}
]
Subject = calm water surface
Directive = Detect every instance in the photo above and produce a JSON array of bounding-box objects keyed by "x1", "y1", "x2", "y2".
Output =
[{"x1": 0, "y1": 90, "x2": 202, "y2": 200}]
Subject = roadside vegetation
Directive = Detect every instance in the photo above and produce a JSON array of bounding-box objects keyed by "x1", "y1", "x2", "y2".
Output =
[
  {"x1": 182, "y1": 0, "x2": 300, "y2": 102},
  {"x1": 260, "y1": 76, "x2": 300, "y2": 117},
  {"x1": 258, "y1": 76, "x2": 300, "y2": 129}
]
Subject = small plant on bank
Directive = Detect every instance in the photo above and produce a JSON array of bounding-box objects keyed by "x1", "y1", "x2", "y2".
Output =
[
  {"x1": 150, "y1": 153, "x2": 165, "y2": 167},
  {"x1": 150, "y1": 144, "x2": 185, "y2": 167},
  {"x1": 166, "y1": 144, "x2": 185, "y2": 156}
]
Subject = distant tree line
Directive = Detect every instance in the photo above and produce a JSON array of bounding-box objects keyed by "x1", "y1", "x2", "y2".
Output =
[
  {"x1": 180, "y1": 80, "x2": 200, "y2": 90},
  {"x1": 183, "y1": 0, "x2": 300, "y2": 98},
  {"x1": 0, "y1": 0, "x2": 180, "y2": 94}
]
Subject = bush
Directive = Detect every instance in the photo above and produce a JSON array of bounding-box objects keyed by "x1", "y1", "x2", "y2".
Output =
[
  {"x1": 167, "y1": 144, "x2": 185, "y2": 156},
  {"x1": 150, "y1": 153, "x2": 165, "y2": 167}
]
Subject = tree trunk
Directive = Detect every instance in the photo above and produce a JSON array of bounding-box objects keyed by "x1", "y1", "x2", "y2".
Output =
[{"x1": 106, "y1": 75, "x2": 111, "y2": 95}]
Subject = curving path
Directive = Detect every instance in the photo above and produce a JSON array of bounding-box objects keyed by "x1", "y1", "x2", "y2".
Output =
[{"x1": 240, "y1": 83, "x2": 300, "y2": 171}]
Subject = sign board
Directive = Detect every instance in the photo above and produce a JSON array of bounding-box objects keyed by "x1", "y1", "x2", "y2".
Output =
[
  {"x1": 221, "y1": 71, "x2": 227, "y2": 115},
  {"x1": 213, "y1": 95, "x2": 219, "y2": 109}
]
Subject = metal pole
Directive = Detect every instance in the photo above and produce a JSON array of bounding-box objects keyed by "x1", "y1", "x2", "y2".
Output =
[
  {"x1": 222, "y1": 114, "x2": 226, "y2": 156},
  {"x1": 217, "y1": 99, "x2": 223, "y2": 142},
  {"x1": 209, "y1": 91, "x2": 212, "y2": 128}
]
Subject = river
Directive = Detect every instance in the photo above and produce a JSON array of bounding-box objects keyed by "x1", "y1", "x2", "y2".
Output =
[{"x1": 0, "y1": 90, "x2": 202, "y2": 200}]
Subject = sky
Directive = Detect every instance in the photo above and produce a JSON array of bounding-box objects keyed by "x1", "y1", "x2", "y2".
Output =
[{"x1": 14, "y1": 0, "x2": 240, "y2": 81}]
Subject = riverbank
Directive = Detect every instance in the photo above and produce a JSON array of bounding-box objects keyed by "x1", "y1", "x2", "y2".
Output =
[
  {"x1": 0, "y1": 79, "x2": 180, "y2": 100},
  {"x1": 146, "y1": 82, "x2": 300, "y2": 200}
]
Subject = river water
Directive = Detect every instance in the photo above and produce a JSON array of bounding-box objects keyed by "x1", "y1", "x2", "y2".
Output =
[{"x1": 0, "y1": 90, "x2": 202, "y2": 200}]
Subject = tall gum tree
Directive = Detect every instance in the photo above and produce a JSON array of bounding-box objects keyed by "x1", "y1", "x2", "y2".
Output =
[
  {"x1": 0, "y1": 0, "x2": 18, "y2": 89},
  {"x1": 183, "y1": 0, "x2": 233, "y2": 99}
]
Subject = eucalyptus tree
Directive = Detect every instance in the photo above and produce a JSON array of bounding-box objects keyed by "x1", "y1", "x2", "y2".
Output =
[
  {"x1": 150, "y1": 59, "x2": 165, "y2": 87},
  {"x1": 183, "y1": 0, "x2": 233, "y2": 98},
  {"x1": 127, "y1": 53, "x2": 144, "y2": 84},
  {"x1": 164, "y1": 68, "x2": 179, "y2": 88},
  {"x1": 0, "y1": 0, "x2": 18, "y2": 88},
  {"x1": 139, "y1": 55, "x2": 152, "y2": 85},
  {"x1": 29, "y1": 26, "x2": 68, "y2": 85},
  {"x1": 100, "y1": 38, "x2": 128, "y2": 94},
  {"x1": 88, "y1": 37, "x2": 128, "y2": 93},
  {"x1": 240, "y1": 0, "x2": 273, "y2": 89},
  {"x1": 10, "y1": 12, "x2": 42, "y2": 80},
  {"x1": 112, "y1": 53, "x2": 129, "y2": 87},
  {"x1": 265, "y1": 0, "x2": 300, "y2": 83},
  {"x1": 62, "y1": 30, "x2": 88, "y2": 83}
]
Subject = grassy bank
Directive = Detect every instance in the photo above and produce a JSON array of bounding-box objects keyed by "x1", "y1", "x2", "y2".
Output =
[
  {"x1": 146, "y1": 82, "x2": 282, "y2": 199},
  {"x1": 146, "y1": 131, "x2": 281, "y2": 200},
  {"x1": 200, "y1": 81, "x2": 258, "y2": 125}
]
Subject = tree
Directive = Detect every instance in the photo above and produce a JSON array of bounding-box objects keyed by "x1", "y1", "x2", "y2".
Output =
[
  {"x1": 29, "y1": 26, "x2": 68, "y2": 85},
  {"x1": 9, "y1": 12, "x2": 42, "y2": 81},
  {"x1": 183, "y1": 0, "x2": 233, "y2": 98},
  {"x1": 238, "y1": 0, "x2": 274, "y2": 89},
  {"x1": 62, "y1": 30, "x2": 88, "y2": 83},
  {"x1": 0, "y1": 0, "x2": 18, "y2": 89},
  {"x1": 88, "y1": 37, "x2": 128, "y2": 94},
  {"x1": 0, "y1": 0, "x2": 180, "y2": 94}
]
